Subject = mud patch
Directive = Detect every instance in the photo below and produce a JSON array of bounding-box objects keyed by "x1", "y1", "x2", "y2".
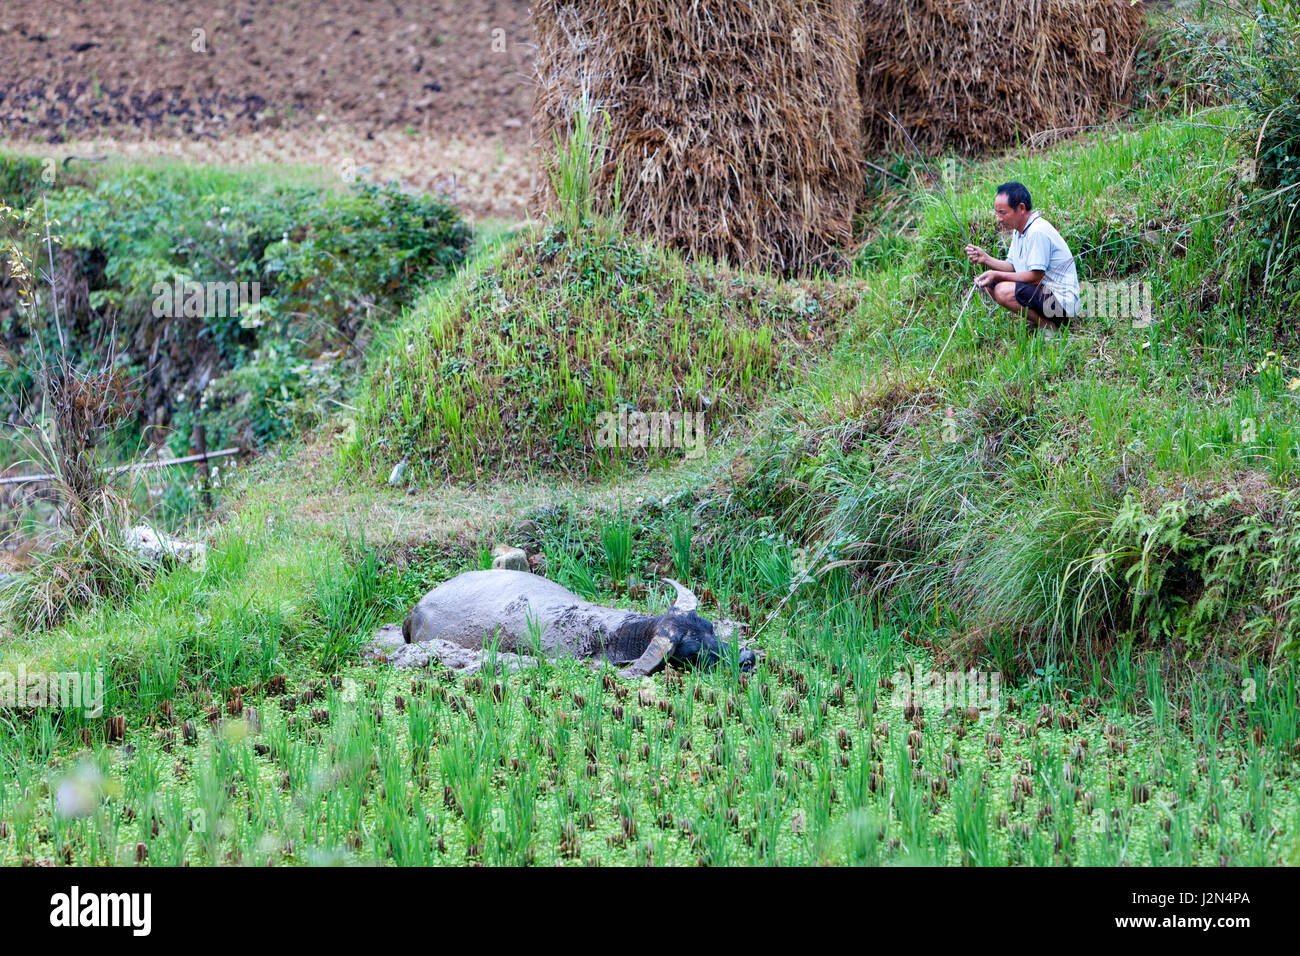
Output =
[{"x1": 366, "y1": 623, "x2": 537, "y2": 675}]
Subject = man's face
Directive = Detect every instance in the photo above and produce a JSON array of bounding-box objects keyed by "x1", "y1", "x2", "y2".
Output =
[{"x1": 994, "y1": 194, "x2": 1029, "y2": 233}]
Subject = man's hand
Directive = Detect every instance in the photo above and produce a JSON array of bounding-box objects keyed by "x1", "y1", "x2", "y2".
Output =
[
  {"x1": 974, "y1": 270, "x2": 1000, "y2": 289},
  {"x1": 964, "y1": 244, "x2": 989, "y2": 266}
]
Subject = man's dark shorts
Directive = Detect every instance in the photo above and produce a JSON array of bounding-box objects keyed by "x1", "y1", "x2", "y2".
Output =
[{"x1": 1013, "y1": 282, "x2": 1068, "y2": 324}]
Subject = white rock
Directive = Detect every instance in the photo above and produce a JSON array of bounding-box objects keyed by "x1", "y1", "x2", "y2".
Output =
[
  {"x1": 490, "y1": 545, "x2": 529, "y2": 572},
  {"x1": 124, "y1": 525, "x2": 207, "y2": 572}
]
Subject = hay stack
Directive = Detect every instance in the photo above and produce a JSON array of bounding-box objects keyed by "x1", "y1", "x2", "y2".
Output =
[
  {"x1": 860, "y1": 0, "x2": 1148, "y2": 153},
  {"x1": 530, "y1": 0, "x2": 865, "y2": 275}
]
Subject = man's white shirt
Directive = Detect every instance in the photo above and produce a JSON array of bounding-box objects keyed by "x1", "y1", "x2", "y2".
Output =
[{"x1": 1007, "y1": 211, "x2": 1080, "y2": 318}]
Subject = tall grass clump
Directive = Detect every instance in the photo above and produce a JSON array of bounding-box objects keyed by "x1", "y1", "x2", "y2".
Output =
[
  {"x1": 1187, "y1": 0, "x2": 1300, "y2": 306},
  {"x1": 544, "y1": 84, "x2": 624, "y2": 245},
  {"x1": 1, "y1": 201, "x2": 150, "y2": 631}
]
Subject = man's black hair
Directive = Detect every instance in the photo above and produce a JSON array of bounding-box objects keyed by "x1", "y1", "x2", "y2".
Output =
[{"x1": 995, "y1": 182, "x2": 1032, "y2": 212}]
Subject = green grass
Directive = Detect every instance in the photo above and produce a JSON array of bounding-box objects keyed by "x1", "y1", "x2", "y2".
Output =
[
  {"x1": 344, "y1": 223, "x2": 866, "y2": 483},
  {"x1": 4, "y1": 22, "x2": 1300, "y2": 867},
  {"x1": 0, "y1": 501, "x2": 413, "y2": 698}
]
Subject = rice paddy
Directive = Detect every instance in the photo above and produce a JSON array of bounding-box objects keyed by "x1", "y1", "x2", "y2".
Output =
[{"x1": 2, "y1": 522, "x2": 1296, "y2": 867}]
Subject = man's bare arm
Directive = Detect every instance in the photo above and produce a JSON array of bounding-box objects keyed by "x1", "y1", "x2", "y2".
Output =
[
  {"x1": 964, "y1": 244, "x2": 1013, "y2": 271},
  {"x1": 975, "y1": 268, "x2": 1045, "y2": 288}
]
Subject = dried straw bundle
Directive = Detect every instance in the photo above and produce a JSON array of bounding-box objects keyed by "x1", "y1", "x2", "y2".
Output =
[
  {"x1": 859, "y1": 0, "x2": 1148, "y2": 153},
  {"x1": 530, "y1": 0, "x2": 865, "y2": 275}
]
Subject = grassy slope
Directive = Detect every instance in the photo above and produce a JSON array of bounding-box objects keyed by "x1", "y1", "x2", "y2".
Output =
[{"x1": 739, "y1": 109, "x2": 1300, "y2": 669}]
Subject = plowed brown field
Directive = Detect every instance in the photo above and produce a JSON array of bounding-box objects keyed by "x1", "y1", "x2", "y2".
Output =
[{"x1": 0, "y1": 0, "x2": 537, "y2": 221}]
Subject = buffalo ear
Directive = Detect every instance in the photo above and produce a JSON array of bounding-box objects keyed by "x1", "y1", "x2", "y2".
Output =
[
  {"x1": 662, "y1": 578, "x2": 699, "y2": 614},
  {"x1": 618, "y1": 635, "x2": 673, "y2": 679}
]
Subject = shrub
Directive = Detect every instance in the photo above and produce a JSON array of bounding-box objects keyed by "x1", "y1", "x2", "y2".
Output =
[
  {"x1": 5, "y1": 164, "x2": 473, "y2": 450},
  {"x1": 0, "y1": 154, "x2": 48, "y2": 214},
  {"x1": 0, "y1": 203, "x2": 153, "y2": 631}
]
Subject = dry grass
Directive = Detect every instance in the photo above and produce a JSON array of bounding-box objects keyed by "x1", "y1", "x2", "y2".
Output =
[
  {"x1": 859, "y1": 0, "x2": 1148, "y2": 153},
  {"x1": 530, "y1": 0, "x2": 865, "y2": 276},
  {"x1": 236, "y1": 425, "x2": 716, "y2": 551}
]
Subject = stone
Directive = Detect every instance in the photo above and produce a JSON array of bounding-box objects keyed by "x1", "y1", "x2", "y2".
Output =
[
  {"x1": 490, "y1": 544, "x2": 528, "y2": 572},
  {"x1": 124, "y1": 525, "x2": 207, "y2": 572}
]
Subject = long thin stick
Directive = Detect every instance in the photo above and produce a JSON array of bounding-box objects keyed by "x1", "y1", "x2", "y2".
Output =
[
  {"x1": 41, "y1": 194, "x2": 66, "y2": 354},
  {"x1": 887, "y1": 112, "x2": 995, "y2": 371},
  {"x1": 887, "y1": 112, "x2": 968, "y2": 240},
  {"x1": 0, "y1": 447, "x2": 241, "y2": 486},
  {"x1": 886, "y1": 112, "x2": 992, "y2": 305},
  {"x1": 930, "y1": 284, "x2": 978, "y2": 378}
]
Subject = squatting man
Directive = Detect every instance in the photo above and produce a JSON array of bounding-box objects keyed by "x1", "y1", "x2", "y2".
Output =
[{"x1": 964, "y1": 181, "x2": 1080, "y2": 335}]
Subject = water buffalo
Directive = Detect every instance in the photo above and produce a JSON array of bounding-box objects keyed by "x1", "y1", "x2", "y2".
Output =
[{"x1": 400, "y1": 569, "x2": 755, "y2": 678}]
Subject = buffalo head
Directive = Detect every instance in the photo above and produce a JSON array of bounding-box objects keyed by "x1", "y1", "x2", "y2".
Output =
[{"x1": 619, "y1": 579, "x2": 757, "y2": 678}]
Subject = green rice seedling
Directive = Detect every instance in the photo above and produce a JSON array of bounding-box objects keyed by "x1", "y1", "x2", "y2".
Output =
[
  {"x1": 749, "y1": 787, "x2": 785, "y2": 865},
  {"x1": 692, "y1": 792, "x2": 734, "y2": 867},
  {"x1": 555, "y1": 553, "x2": 600, "y2": 601},
  {"x1": 502, "y1": 758, "x2": 541, "y2": 865},
  {"x1": 156, "y1": 788, "x2": 194, "y2": 866},
  {"x1": 748, "y1": 536, "x2": 793, "y2": 597},
  {"x1": 309, "y1": 541, "x2": 385, "y2": 671},
  {"x1": 406, "y1": 697, "x2": 436, "y2": 774},
  {"x1": 952, "y1": 771, "x2": 995, "y2": 866},
  {"x1": 825, "y1": 809, "x2": 889, "y2": 866},
  {"x1": 480, "y1": 629, "x2": 504, "y2": 680},
  {"x1": 808, "y1": 747, "x2": 836, "y2": 842},
  {"x1": 890, "y1": 742, "x2": 928, "y2": 854},
  {"x1": 545, "y1": 83, "x2": 617, "y2": 243},
  {"x1": 1110, "y1": 636, "x2": 1140, "y2": 711},
  {"x1": 1144, "y1": 654, "x2": 1170, "y2": 729},
  {"x1": 599, "y1": 509, "x2": 633, "y2": 587},
  {"x1": 702, "y1": 543, "x2": 729, "y2": 604},
  {"x1": 670, "y1": 512, "x2": 693, "y2": 582}
]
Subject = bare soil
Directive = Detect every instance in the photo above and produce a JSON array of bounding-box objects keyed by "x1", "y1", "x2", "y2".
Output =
[{"x1": 0, "y1": 0, "x2": 537, "y2": 220}]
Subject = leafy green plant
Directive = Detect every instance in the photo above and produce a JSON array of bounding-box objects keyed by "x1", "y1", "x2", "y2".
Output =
[
  {"x1": 545, "y1": 84, "x2": 624, "y2": 244},
  {"x1": 7, "y1": 163, "x2": 473, "y2": 454}
]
